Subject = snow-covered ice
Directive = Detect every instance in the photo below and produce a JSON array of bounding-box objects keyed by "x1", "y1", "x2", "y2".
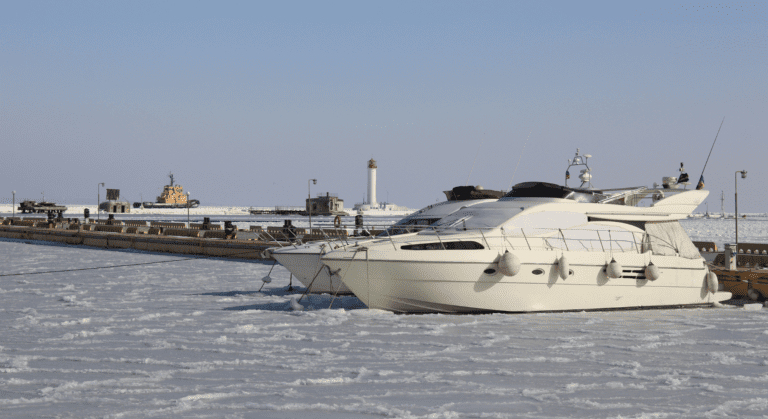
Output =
[
  {"x1": 1, "y1": 216, "x2": 768, "y2": 418},
  {"x1": 683, "y1": 216, "x2": 768, "y2": 248}
]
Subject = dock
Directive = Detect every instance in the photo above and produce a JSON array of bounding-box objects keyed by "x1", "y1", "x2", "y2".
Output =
[
  {"x1": 0, "y1": 217, "x2": 371, "y2": 260},
  {"x1": 0, "y1": 218, "x2": 281, "y2": 260}
]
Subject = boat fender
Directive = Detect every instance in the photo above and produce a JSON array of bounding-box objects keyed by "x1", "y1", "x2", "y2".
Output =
[
  {"x1": 706, "y1": 270, "x2": 718, "y2": 294},
  {"x1": 645, "y1": 261, "x2": 660, "y2": 281},
  {"x1": 607, "y1": 258, "x2": 622, "y2": 279},
  {"x1": 498, "y1": 251, "x2": 521, "y2": 276},
  {"x1": 334, "y1": 215, "x2": 341, "y2": 228},
  {"x1": 558, "y1": 255, "x2": 570, "y2": 279}
]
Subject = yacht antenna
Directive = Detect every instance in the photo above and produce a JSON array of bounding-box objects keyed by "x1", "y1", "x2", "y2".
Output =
[
  {"x1": 696, "y1": 117, "x2": 725, "y2": 190},
  {"x1": 565, "y1": 149, "x2": 593, "y2": 189},
  {"x1": 507, "y1": 130, "x2": 531, "y2": 190},
  {"x1": 465, "y1": 141, "x2": 482, "y2": 186}
]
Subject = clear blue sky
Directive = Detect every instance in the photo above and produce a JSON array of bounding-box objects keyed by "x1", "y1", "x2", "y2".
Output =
[{"x1": 2, "y1": 1, "x2": 766, "y2": 211}]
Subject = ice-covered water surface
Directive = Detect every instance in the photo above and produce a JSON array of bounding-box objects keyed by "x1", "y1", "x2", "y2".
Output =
[
  {"x1": 682, "y1": 217, "x2": 768, "y2": 248},
  {"x1": 2, "y1": 239, "x2": 768, "y2": 418}
]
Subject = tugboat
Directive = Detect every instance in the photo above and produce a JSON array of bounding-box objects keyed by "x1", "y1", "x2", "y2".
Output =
[{"x1": 134, "y1": 173, "x2": 200, "y2": 209}]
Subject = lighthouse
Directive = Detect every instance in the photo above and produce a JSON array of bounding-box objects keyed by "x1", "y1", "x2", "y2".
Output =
[
  {"x1": 367, "y1": 158, "x2": 378, "y2": 206},
  {"x1": 353, "y1": 157, "x2": 413, "y2": 215}
]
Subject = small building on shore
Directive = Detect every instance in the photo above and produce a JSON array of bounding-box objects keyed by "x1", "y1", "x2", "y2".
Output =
[
  {"x1": 306, "y1": 193, "x2": 345, "y2": 216},
  {"x1": 99, "y1": 189, "x2": 131, "y2": 213}
]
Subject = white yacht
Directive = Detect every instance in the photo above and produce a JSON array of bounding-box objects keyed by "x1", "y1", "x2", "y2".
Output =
[
  {"x1": 320, "y1": 152, "x2": 732, "y2": 313},
  {"x1": 270, "y1": 186, "x2": 503, "y2": 294}
]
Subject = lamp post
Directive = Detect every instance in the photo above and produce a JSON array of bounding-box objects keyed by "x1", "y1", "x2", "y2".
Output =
[
  {"x1": 308, "y1": 179, "x2": 317, "y2": 230},
  {"x1": 735, "y1": 170, "x2": 747, "y2": 267},
  {"x1": 186, "y1": 192, "x2": 191, "y2": 227},
  {"x1": 12, "y1": 190, "x2": 16, "y2": 218},
  {"x1": 97, "y1": 183, "x2": 104, "y2": 221}
]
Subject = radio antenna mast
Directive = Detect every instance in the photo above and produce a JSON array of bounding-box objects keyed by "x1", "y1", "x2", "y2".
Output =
[
  {"x1": 465, "y1": 141, "x2": 482, "y2": 186},
  {"x1": 508, "y1": 130, "x2": 531, "y2": 190},
  {"x1": 696, "y1": 117, "x2": 724, "y2": 190}
]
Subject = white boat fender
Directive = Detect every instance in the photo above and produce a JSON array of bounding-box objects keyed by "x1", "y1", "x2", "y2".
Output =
[
  {"x1": 607, "y1": 258, "x2": 622, "y2": 279},
  {"x1": 706, "y1": 270, "x2": 718, "y2": 294},
  {"x1": 558, "y1": 255, "x2": 570, "y2": 280},
  {"x1": 498, "y1": 251, "x2": 521, "y2": 276},
  {"x1": 747, "y1": 286, "x2": 761, "y2": 301},
  {"x1": 645, "y1": 261, "x2": 660, "y2": 281}
]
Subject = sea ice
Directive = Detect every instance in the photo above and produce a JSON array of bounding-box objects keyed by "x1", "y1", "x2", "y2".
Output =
[{"x1": 1, "y1": 215, "x2": 767, "y2": 417}]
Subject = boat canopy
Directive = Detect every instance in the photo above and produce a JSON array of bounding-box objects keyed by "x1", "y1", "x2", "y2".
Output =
[
  {"x1": 503, "y1": 182, "x2": 607, "y2": 198},
  {"x1": 443, "y1": 185, "x2": 505, "y2": 201},
  {"x1": 501, "y1": 182, "x2": 611, "y2": 203},
  {"x1": 643, "y1": 221, "x2": 701, "y2": 259},
  {"x1": 503, "y1": 182, "x2": 586, "y2": 199}
]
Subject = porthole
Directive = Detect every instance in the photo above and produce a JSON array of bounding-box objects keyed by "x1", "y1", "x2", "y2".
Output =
[
  {"x1": 569, "y1": 269, "x2": 574, "y2": 276},
  {"x1": 484, "y1": 268, "x2": 497, "y2": 275},
  {"x1": 532, "y1": 268, "x2": 544, "y2": 275}
]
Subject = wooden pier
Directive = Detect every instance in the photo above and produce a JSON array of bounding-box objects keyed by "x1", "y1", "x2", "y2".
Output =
[{"x1": 0, "y1": 220, "x2": 280, "y2": 261}]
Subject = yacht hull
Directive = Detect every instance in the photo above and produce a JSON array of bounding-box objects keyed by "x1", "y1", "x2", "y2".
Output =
[
  {"x1": 321, "y1": 249, "x2": 731, "y2": 313},
  {"x1": 271, "y1": 247, "x2": 352, "y2": 294}
]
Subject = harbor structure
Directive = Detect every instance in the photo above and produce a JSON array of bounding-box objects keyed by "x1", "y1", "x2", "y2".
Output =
[
  {"x1": 306, "y1": 192, "x2": 346, "y2": 216},
  {"x1": 99, "y1": 189, "x2": 131, "y2": 213}
]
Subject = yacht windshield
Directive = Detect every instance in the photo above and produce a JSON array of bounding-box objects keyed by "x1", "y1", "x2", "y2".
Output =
[
  {"x1": 380, "y1": 218, "x2": 442, "y2": 236},
  {"x1": 433, "y1": 207, "x2": 526, "y2": 230}
]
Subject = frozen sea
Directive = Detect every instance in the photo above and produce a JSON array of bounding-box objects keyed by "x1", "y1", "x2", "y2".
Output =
[{"x1": 1, "y1": 212, "x2": 768, "y2": 418}]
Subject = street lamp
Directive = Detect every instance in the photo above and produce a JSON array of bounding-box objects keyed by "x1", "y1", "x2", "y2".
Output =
[
  {"x1": 12, "y1": 190, "x2": 16, "y2": 218},
  {"x1": 735, "y1": 170, "x2": 747, "y2": 267},
  {"x1": 186, "y1": 191, "x2": 191, "y2": 227},
  {"x1": 97, "y1": 182, "x2": 104, "y2": 221},
  {"x1": 308, "y1": 179, "x2": 317, "y2": 230}
]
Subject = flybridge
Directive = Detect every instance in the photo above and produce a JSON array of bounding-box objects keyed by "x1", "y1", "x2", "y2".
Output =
[
  {"x1": 500, "y1": 147, "x2": 704, "y2": 208},
  {"x1": 500, "y1": 182, "x2": 691, "y2": 207}
]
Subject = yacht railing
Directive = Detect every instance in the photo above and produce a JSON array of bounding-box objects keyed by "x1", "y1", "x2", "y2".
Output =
[
  {"x1": 363, "y1": 226, "x2": 648, "y2": 254},
  {"x1": 289, "y1": 221, "x2": 652, "y2": 255},
  {"x1": 610, "y1": 187, "x2": 695, "y2": 207}
]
